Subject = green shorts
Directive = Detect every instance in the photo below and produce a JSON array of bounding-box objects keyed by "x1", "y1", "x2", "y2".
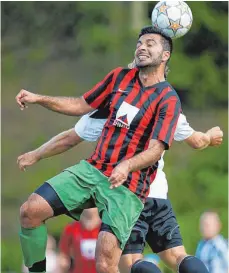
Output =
[{"x1": 47, "y1": 160, "x2": 144, "y2": 249}]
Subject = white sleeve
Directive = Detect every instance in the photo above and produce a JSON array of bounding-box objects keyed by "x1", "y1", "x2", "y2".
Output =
[
  {"x1": 74, "y1": 112, "x2": 107, "y2": 142},
  {"x1": 174, "y1": 113, "x2": 195, "y2": 141}
]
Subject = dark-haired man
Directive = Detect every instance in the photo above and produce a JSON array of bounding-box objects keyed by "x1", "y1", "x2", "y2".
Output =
[{"x1": 16, "y1": 26, "x2": 181, "y2": 273}]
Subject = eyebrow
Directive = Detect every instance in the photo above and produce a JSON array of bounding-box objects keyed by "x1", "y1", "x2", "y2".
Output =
[{"x1": 137, "y1": 38, "x2": 157, "y2": 44}]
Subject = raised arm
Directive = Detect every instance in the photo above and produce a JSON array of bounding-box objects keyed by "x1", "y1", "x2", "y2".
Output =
[
  {"x1": 17, "y1": 129, "x2": 83, "y2": 171},
  {"x1": 185, "y1": 127, "x2": 223, "y2": 150},
  {"x1": 173, "y1": 114, "x2": 223, "y2": 149},
  {"x1": 16, "y1": 68, "x2": 118, "y2": 116},
  {"x1": 16, "y1": 90, "x2": 93, "y2": 116},
  {"x1": 17, "y1": 112, "x2": 106, "y2": 171}
]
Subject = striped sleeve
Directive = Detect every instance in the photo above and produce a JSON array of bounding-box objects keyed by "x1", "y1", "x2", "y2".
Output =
[
  {"x1": 83, "y1": 67, "x2": 122, "y2": 109},
  {"x1": 151, "y1": 91, "x2": 181, "y2": 150}
]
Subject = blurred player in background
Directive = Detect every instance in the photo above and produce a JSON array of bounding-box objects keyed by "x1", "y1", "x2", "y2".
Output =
[
  {"x1": 58, "y1": 208, "x2": 101, "y2": 273},
  {"x1": 195, "y1": 211, "x2": 228, "y2": 273},
  {"x1": 18, "y1": 108, "x2": 223, "y2": 273}
]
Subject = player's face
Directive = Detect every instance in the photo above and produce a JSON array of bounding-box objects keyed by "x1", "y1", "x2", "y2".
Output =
[
  {"x1": 135, "y1": 33, "x2": 164, "y2": 68},
  {"x1": 200, "y1": 213, "x2": 221, "y2": 239}
]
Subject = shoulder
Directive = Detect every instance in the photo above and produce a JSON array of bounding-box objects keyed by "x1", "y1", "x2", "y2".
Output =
[
  {"x1": 166, "y1": 83, "x2": 180, "y2": 98},
  {"x1": 213, "y1": 235, "x2": 228, "y2": 249},
  {"x1": 156, "y1": 82, "x2": 179, "y2": 98},
  {"x1": 111, "y1": 67, "x2": 138, "y2": 76}
]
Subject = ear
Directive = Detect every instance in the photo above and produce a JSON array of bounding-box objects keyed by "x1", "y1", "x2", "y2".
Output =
[{"x1": 162, "y1": 51, "x2": 170, "y2": 62}]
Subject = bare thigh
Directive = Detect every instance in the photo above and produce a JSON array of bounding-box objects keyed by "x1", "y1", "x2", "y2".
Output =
[
  {"x1": 119, "y1": 253, "x2": 143, "y2": 273},
  {"x1": 95, "y1": 231, "x2": 122, "y2": 273},
  {"x1": 20, "y1": 193, "x2": 54, "y2": 228},
  {"x1": 158, "y1": 245, "x2": 187, "y2": 271}
]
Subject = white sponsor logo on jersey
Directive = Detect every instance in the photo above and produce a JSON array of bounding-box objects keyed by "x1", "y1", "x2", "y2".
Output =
[{"x1": 113, "y1": 101, "x2": 139, "y2": 129}]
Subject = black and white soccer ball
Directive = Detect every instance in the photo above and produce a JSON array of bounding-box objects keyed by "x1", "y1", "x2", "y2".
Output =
[{"x1": 151, "y1": 1, "x2": 193, "y2": 39}]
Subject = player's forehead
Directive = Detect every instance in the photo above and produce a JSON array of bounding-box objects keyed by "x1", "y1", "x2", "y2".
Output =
[{"x1": 138, "y1": 33, "x2": 161, "y2": 44}]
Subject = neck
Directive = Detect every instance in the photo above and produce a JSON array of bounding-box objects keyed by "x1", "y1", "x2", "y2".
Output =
[{"x1": 139, "y1": 66, "x2": 165, "y2": 87}]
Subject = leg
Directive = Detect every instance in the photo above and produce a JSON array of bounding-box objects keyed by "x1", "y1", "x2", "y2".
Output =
[
  {"x1": 158, "y1": 245, "x2": 187, "y2": 271},
  {"x1": 19, "y1": 185, "x2": 56, "y2": 273},
  {"x1": 119, "y1": 206, "x2": 161, "y2": 273},
  {"x1": 119, "y1": 254, "x2": 143, "y2": 273},
  {"x1": 19, "y1": 171, "x2": 90, "y2": 273},
  {"x1": 159, "y1": 246, "x2": 209, "y2": 272},
  {"x1": 20, "y1": 192, "x2": 54, "y2": 228},
  {"x1": 95, "y1": 231, "x2": 122, "y2": 273}
]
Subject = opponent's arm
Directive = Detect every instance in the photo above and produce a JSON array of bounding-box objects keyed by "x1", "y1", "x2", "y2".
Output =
[
  {"x1": 16, "y1": 90, "x2": 93, "y2": 116},
  {"x1": 17, "y1": 129, "x2": 82, "y2": 171},
  {"x1": 185, "y1": 127, "x2": 223, "y2": 150},
  {"x1": 17, "y1": 113, "x2": 106, "y2": 171}
]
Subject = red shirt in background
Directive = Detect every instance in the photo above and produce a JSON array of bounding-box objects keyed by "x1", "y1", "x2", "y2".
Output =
[{"x1": 59, "y1": 221, "x2": 100, "y2": 273}]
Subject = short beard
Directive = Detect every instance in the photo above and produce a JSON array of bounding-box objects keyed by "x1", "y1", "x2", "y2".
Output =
[{"x1": 136, "y1": 55, "x2": 162, "y2": 71}]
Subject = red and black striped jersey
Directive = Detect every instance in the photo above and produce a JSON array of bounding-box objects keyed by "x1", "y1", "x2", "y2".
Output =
[{"x1": 83, "y1": 67, "x2": 181, "y2": 201}]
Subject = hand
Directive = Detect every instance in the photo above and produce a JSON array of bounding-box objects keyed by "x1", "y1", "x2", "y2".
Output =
[
  {"x1": 16, "y1": 89, "x2": 40, "y2": 110},
  {"x1": 17, "y1": 151, "x2": 40, "y2": 171},
  {"x1": 206, "y1": 126, "x2": 223, "y2": 146},
  {"x1": 109, "y1": 160, "x2": 131, "y2": 189}
]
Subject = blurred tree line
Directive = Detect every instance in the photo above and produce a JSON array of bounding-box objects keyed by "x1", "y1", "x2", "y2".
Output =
[
  {"x1": 1, "y1": 2, "x2": 228, "y2": 272},
  {"x1": 2, "y1": 1, "x2": 228, "y2": 108}
]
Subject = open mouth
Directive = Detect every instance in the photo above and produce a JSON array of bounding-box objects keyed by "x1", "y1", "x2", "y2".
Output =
[{"x1": 138, "y1": 55, "x2": 149, "y2": 60}]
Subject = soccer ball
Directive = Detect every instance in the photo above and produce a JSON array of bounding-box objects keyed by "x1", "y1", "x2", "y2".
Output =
[{"x1": 151, "y1": 1, "x2": 193, "y2": 39}]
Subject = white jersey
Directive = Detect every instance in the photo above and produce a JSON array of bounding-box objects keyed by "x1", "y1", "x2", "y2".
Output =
[{"x1": 75, "y1": 112, "x2": 194, "y2": 199}]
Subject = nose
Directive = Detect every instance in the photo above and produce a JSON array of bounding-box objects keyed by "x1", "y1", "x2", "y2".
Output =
[{"x1": 136, "y1": 42, "x2": 148, "y2": 53}]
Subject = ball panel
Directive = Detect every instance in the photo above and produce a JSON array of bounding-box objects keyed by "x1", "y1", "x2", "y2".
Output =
[
  {"x1": 157, "y1": 14, "x2": 170, "y2": 29},
  {"x1": 180, "y1": 13, "x2": 192, "y2": 28},
  {"x1": 174, "y1": 28, "x2": 190, "y2": 38},
  {"x1": 163, "y1": 29, "x2": 176, "y2": 39},
  {"x1": 165, "y1": 1, "x2": 182, "y2": 7},
  {"x1": 151, "y1": 8, "x2": 159, "y2": 23},
  {"x1": 167, "y1": 6, "x2": 181, "y2": 21}
]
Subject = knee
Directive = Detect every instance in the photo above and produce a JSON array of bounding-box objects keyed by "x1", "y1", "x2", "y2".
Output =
[
  {"x1": 20, "y1": 200, "x2": 36, "y2": 227},
  {"x1": 20, "y1": 194, "x2": 46, "y2": 227}
]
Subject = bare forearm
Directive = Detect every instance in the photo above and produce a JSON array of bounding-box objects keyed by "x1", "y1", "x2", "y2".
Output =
[
  {"x1": 127, "y1": 140, "x2": 165, "y2": 172},
  {"x1": 185, "y1": 131, "x2": 210, "y2": 150},
  {"x1": 34, "y1": 129, "x2": 82, "y2": 160},
  {"x1": 36, "y1": 95, "x2": 93, "y2": 116}
]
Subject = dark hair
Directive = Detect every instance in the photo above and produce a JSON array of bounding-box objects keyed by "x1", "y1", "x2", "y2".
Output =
[{"x1": 138, "y1": 26, "x2": 173, "y2": 55}]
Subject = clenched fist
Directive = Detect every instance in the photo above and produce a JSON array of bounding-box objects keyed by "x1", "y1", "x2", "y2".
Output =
[
  {"x1": 16, "y1": 89, "x2": 40, "y2": 110},
  {"x1": 206, "y1": 126, "x2": 223, "y2": 146},
  {"x1": 17, "y1": 151, "x2": 40, "y2": 171}
]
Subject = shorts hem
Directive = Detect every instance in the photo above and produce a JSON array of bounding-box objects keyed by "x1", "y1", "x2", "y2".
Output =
[{"x1": 153, "y1": 241, "x2": 183, "y2": 254}]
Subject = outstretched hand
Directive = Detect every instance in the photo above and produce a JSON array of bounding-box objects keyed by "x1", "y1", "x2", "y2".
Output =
[
  {"x1": 17, "y1": 151, "x2": 40, "y2": 171},
  {"x1": 16, "y1": 89, "x2": 40, "y2": 110}
]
